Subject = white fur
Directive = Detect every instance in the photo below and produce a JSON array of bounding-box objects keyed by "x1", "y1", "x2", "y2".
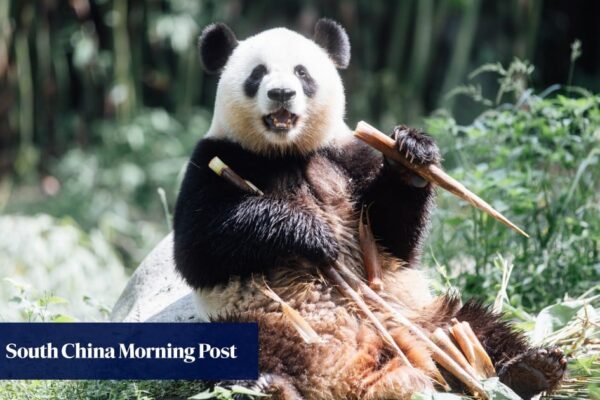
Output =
[{"x1": 206, "y1": 27, "x2": 352, "y2": 155}]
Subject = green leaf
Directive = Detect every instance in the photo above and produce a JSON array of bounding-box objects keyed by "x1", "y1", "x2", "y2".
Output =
[
  {"x1": 482, "y1": 377, "x2": 522, "y2": 400},
  {"x1": 213, "y1": 386, "x2": 232, "y2": 398},
  {"x1": 51, "y1": 314, "x2": 78, "y2": 322},
  {"x1": 571, "y1": 355, "x2": 597, "y2": 376},
  {"x1": 45, "y1": 296, "x2": 69, "y2": 305},
  {"x1": 189, "y1": 389, "x2": 218, "y2": 399},
  {"x1": 230, "y1": 385, "x2": 270, "y2": 397},
  {"x1": 531, "y1": 299, "x2": 589, "y2": 343},
  {"x1": 589, "y1": 384, "x2": 600, "y2": 399}
]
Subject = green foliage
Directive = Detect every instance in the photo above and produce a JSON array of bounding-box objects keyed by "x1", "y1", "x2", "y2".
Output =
[
  {"x1": 189, "y1": 385, "x2": 269, "y2": 399},
  {"x1": 0, "y1": 214, "x2": 126, "y2": 321},
  {"x1": 3, "y1": 278, "x2": 77, "y2": 322},
  {"x1": 0, "y1": 380, "x2": 204, "y2": 400},
  {"x1": 413, "y1": 378, "x2": 521, "y2": 400},
  {"x1": 4, "y1": 109, "x2": 207, "y2": 268},
  {"x1": 424, "y1": 60, "x2": 600, "y2": 310}
]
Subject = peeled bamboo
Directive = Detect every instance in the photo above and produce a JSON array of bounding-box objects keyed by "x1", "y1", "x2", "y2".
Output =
[
  {"x1": 449, "y1": 320, "x2": 478, "y2": 372},
  {"x1": 208, "y1": 157, "x2": 264, "y2": 196},
  {"x1": 459, "y1": 320, "x2": 496, "y2": 378},
  {"x1": 322, "y1": 265, "x2": 412, "y2": 367},
  {"x1": 353, "y1": 121, "x2": 529, "y2": 238},
  {"x1": 335, "y1": 263, "x2": 489, "y2": 399},
  {"x1": 359, "y1": 204, "x2": 384, "y2": 291},
  {"x1": 432, "y1": 328, "x2": 479, "y2": 380},
  {"x1": 258, "y1": 283, "x2": 321, "y2": 344}
]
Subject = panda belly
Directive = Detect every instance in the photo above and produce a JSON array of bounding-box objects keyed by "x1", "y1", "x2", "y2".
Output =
[
  {"x1": 192, "y1": 154, "x2": 447, "y2": 399},
  {"x1": 195, "y1": 269, "x2": 443, "y2": 399}
]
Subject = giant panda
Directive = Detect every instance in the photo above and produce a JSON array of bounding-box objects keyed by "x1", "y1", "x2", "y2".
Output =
[{"x1": 173, "y1": 19, "x2": 566, "y2": 400}]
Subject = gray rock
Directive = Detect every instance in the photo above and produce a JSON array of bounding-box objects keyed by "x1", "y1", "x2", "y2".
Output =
[{"x1": 110, "y1": 233, "x2": 203, "y2": 322}]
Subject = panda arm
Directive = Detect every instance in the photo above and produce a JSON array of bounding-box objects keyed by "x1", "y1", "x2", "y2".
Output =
[
  {"x1": 332, "y1": 128, "x2": 439, "y2": 266},
  {"x1": 173, "y1": 140, "x2": 339, "y2": 289}
]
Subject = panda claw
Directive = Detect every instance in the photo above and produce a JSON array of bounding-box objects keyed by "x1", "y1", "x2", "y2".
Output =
[{"x1": 391, "y1": 125, "x2": 440, "y2": 166}]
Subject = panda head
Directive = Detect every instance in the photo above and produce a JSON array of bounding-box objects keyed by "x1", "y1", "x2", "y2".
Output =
[{"x1": 200, "y1": 19, "x2": 351, "y2": 155}]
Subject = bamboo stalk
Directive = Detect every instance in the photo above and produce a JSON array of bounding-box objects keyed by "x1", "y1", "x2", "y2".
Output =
[
  {"x1": 208, "y1": 157, "x2": 264, "y2": 195},
  {"x1": 359, "y1": 204, "x2": 384, "y2": 291},
  {"x1": 322, "y1": 264, "x2": 413, "y2": 368},
  {"x1": 258, "y1": 282, "x2": 322, "y2": 344},
  {"x1": 459, "y1": 320, "x2": 496, "y2": 378},
  {"x1": 449, "y1": 319, "x2": 478, "y2": 371},
  {"x1": 353, "y1": 121, "x2": 529, "y2": 238},
  {"x1": 432, "y1": 328, "x2": 479, "y2": 380},
  {"x1": 335, "y1": 263, "x2": 489, "y2": 399}
]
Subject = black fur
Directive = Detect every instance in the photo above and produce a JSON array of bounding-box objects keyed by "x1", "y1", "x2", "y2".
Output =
[
  {"x1": 173, "y1": 132, "x2": 436, "y2": 289},
  {"x1": 294, "y1": 65, "x2": 317, "y2": 98},
  {"x1": 198, "y1": 23, "x2": 238, "y2": 74},
  {"x1": 324, "y1": 134, "x2": 437, "y2": 265},
  {"x1": 174, "y1": 139, "x2": 342, "y2": 288},
  {"x1": 244, "y1": 64, "x2": 268, "y2": 98},
  {"x1": 313, "y1": 19, "x2": 351, "y2": 69}
]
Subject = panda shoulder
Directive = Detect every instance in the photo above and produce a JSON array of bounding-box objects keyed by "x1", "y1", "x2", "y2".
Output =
[
  {"x1": 189, "y1": 138, "x2": 245, "y2": 166},
  {"x1": 323, "y1": 137, "x2": 383, "y2": 174}
]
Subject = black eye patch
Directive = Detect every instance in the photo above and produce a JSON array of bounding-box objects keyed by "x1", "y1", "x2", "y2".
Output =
[
  {"x1": 294, "y1": 65, "x2": 317, "y2": 97},
  {"x1": 243, "y1": 64, "x2": 267, "y2": 97}
]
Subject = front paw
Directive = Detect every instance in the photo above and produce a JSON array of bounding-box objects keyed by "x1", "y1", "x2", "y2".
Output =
[
  {"x1": 498, "y1": 347, "x2": 567, "y2": 400},
  {"x1": 392, "y1": 125, "x2": 440, "y2": 166}
]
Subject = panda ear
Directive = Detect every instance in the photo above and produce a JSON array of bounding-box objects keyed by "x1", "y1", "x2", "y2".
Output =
[
  {"x1": 198, "y1": 23, "x2": 238, "y2": 74},
  {"x1": 313, "y1": 18, "x2": 351, "y2": 69}
]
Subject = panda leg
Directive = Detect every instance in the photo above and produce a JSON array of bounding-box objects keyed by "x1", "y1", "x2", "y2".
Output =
[{"x1": 454, "y1": 300, "x2": 567, "y2": 399}]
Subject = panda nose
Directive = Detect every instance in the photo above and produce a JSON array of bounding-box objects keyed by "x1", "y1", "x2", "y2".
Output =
[{"x1": 267, "y1": 88, "x2": 296, "y2": 102}]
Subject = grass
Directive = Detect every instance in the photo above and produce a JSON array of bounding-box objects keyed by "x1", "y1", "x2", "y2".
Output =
[{"x1": 0, "y1": 380, "x2": 205, "y2": 400}]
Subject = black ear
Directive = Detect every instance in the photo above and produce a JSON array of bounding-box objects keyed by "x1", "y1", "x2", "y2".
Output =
[
  {"x1": 198, "y1": 23, "x2": 238, "y2": 74},
  {"x1": 313, "y1": 18, "x2": 351, "y2": 69}
]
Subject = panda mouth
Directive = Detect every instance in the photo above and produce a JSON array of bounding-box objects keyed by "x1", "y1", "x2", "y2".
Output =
[{"x1": 263, "y1": 109, "x2": 299, "y2": 132}]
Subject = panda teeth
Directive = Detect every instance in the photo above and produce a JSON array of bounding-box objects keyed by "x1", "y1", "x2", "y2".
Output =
[{"x1": 263, "y1": 109, "x2": 298, "y2": 132}]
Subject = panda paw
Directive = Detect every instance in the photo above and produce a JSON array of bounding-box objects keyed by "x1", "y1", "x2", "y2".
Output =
[
  {"x1": 387, "y1": 125, "x2": 440, "y2": 187},
  {"x1": 392, "y1": 125, "x2": 440, "y2": 166},
  {"x1": 498, "y1": 347, "x2": 567, "y2": 400}
]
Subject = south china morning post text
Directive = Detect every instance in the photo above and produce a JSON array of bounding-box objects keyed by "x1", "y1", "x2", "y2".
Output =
[
  {"x1": 5, "y1": 342, "x2": 238, "y2": 364},
  {"x1": 0, "y1": 323, "x2": 258, "y2": 380}
]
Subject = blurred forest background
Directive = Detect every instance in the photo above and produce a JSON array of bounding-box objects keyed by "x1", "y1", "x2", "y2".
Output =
[{"x1": 0, "y1": 0, "x2": 599, "y2": 322}]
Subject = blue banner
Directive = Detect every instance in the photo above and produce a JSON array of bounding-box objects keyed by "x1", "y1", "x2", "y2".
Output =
[{"x1": 0, "y1": 323, "x2": 258, "y2": 380}]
